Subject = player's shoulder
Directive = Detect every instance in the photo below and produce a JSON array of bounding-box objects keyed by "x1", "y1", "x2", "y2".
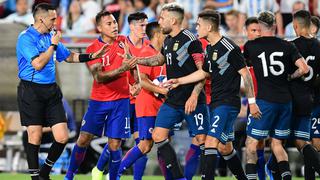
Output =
[
  {"x1": 219, "y1": 36, "x2": 240, "y2": 52},
  {"x1": 87, "y1": 39, "x2": 101, "y2": 50},
  {"x1": 139, "y1": 44, "x2": 158, "y2": 57},
  {"x1": 181, "y1": 29, "x2": 197, "y2": 42},
  {"x1": 117, "y1": 35, "x2": 127, "y2": 42}
]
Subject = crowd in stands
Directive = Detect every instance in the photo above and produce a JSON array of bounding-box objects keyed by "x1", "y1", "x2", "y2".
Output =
[{"x1": 0, "y1": 0, "x2": 319, "y2": 45}]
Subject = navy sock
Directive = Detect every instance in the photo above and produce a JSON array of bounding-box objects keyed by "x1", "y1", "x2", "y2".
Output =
[
  {"x1": 65, "y1": 144, "x2": 87, "y2": 179},
  {"x1": 184, "y1": 144, "x2": 201, "y2": 180},
  {"x1": 256, "y1": 149, "x2": 266, "y2": 180},
  {"x1": 109, "y1": 148, "x2": 122, "y2": 180},
  {"x1": 97, "y1": 143, "x2": 110, "y2": 171}
]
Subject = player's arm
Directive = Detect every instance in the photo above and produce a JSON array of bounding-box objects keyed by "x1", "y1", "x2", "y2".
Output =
[
  {"x1": 140, "y1": 73, "x2": 168, "y2": 95},
  {"x1": 89, "y1": 58, "x2": 136, "y2": 83},
  {"x1": 64, "y1": 45, "x2": 109, "y2": 63},
  {"x1": 137, "y1": 53, "x2": 166, "y2": 66},
  {"x1": 290, "y1": 57, "x2": 309, "y2": 79}
]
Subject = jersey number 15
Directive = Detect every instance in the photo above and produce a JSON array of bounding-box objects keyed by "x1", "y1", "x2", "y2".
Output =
[{"x1": 258, "y1": 52, "x2": 284, "y2": 77}]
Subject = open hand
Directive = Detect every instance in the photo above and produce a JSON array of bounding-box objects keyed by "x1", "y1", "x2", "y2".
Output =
[
  {"x1": 249, "y1": 103, "x2": 262, "y2": 119},
  {"x1": 92, "y1": 44, "x2": 110, "y2": 59}
]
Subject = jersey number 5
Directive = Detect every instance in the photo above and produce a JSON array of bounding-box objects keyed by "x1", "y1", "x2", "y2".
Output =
[{"x1": 258, "y1": 52, "x2": 284, "y2": 77}]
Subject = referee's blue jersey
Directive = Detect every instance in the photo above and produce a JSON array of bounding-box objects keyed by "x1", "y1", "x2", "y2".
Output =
[{"x1": 16, "y1": 25, "x2": 70, "y2": 84}]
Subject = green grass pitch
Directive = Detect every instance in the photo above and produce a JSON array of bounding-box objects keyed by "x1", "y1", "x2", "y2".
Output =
[{"x1": 0, "y1": 173, "x2": 305, "y2": 180}]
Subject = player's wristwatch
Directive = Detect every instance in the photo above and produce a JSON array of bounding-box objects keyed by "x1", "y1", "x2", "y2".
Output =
[{"x1": 50, "y1": 43, "x2": 58, "y2": 50}]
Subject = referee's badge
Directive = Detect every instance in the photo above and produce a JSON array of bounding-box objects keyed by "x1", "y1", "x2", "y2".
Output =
[
  {"x1": 212, "y1": 51, "x2": 218, "y2": 61},
  {"x1": 173, "y1": 42, "x2": 179, "y2": 51}
]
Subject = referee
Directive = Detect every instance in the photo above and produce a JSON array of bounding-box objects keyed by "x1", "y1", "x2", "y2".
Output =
[{"x1": 16, "y1": 3, "x2": 107, "y2": 180}]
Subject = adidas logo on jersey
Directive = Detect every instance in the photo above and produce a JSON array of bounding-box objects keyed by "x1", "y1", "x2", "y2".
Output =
[{"x1": 211, "y1": 128, "x2": 216, "y2": 133}]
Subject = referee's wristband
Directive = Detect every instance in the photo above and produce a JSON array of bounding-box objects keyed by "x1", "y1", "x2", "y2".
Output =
[
  {"x1": 79, "y1": 53, "x2": 94, "y2": 62},
  {"x1": 50, "y1": 43, "x2": 57, "y2": 50},
  {"x1": 248, "y1": 97, "x2": 256, "y2": 104}
]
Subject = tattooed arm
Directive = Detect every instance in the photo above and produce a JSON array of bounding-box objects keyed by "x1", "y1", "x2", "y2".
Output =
[
  {"x1": 238, "y1": 67, "x2": 261, "y2": 119},
  {"x1": 137, "y1": 53, "x2": 165, "y2": 66}
]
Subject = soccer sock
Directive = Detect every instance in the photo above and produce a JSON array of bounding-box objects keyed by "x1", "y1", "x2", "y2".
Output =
[
  {"x1": 198, "y1": 143, "x2": 205, "y2": 177},
  {"x1": 26, "y1": 143, "x2": 40, "y2": 180},
  {"x1": 133, "y1": 138, "x2": 148, "y2": 180},
  {"x1": 65, "y1": 144, "x2": 87, "y2": 179},
  {"x1": 109, "y1": 148, "x2": 122, "y2": 180},
  {"x1": 157, "y1": 150, "x2": 173, "y2": 180},
  {"x1": 256, "y1": 149, "x2": 266, "y2": 180},
  {"x1": 245, "y1": 163, "x2": 257, "y2": 180},
  {"x1": 304, "y1": 157, "x2": 316, "y2": 180},
  {"x1": 97, "y1": 143, "x2": 110, "y2": 171},
  {"x1": 302, "y1": 144, "x2": 320, "y2": 174},
  {"x1": 278, "y1": 161, "x2": 291, "y2": 180},
  {"x1": 40, "y1": 141, "x2": 66, "y2": 178},
  {"x1": 184, "y1": 144, "x2": 201, "y2": 180},
  {"x1": 155, "y1": 139, "x2": 184, "y2": 179},
  {"x1": 223, "y1": 149, "x2": 247, "y2": 180},
  {"x1": 118, "y1": 146, "x2": 144, "y2": 176},
  {"x1": 202, "y1": 148, "x2": 218, "y2": 180},
  {"x1": 267, "y1": 153, "x2": 281, "y2": 179}
]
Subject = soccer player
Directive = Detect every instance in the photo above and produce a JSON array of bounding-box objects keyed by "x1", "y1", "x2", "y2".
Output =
[
  {"x1": 124, "y1": 3, "x2": 209, "y2": 180},
  {"x1": 307, "y1": 15, "x2": 320, "y2": 180},
  {"x1": 244, "y1": 17, "x2": 267, "y2": 180},
  {"x1": 290, "y1": 11, "x2": 320, "y2": 180},
  {"x1": 115, "y1": 21, "x2": 169, "y2": 179},
  {"x1": 91, "y1": 11, "x2": 150, "y2": 180},
  {"x1": 244, "y1": 11, "x2": 309, "y2": 180},
  {"x1": 64, "y1": 10, "x2": 137, "y2": 180},
  {"x1": 166, "y1": 9, "x2": 261, "y2": 180},
  {"x1": 16, "y1": 3, "x2": 108, "y2": 180}
]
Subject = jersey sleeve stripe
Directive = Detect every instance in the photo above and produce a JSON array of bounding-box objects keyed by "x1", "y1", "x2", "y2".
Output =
[
  {"x1": 183, "y1": 30, "x2": 196, "y2": 41},
  {"x1": 221, "y1": 38, "x2": 234, "y2": 51}
]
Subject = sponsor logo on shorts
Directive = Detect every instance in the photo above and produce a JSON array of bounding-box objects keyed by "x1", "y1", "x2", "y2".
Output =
[{"x1": 149, "y1": 128, "x2": 154, "y2": 134}]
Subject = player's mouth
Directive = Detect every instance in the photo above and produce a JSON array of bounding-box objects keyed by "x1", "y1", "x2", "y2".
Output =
[{"x1": 112, "y1": 29, "x2": 118, "y2": 34}]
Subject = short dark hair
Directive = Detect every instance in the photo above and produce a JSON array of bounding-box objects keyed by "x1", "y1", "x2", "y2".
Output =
[
  {"x1": 128, "y1": 12, "x2": 148, "y2": 24},
  {"x1": 198, "y1": 10, "x2": 220, "y2": 31},
  {"x1": 258, "y1": 11, "x2": 275, "y2": 28},
  {"x1": 293, "y1": 10, "x2": 311, "y2": 28},
  {"x1": 245, "y1": 17, "x2": 259, "y2": 28},
  {"x1": 146, "y1": 22, "x2": 160, "y2": 40},
  {"x1": 32, "y1": 3, "x2": 55, "y2": 18},
  {"x1": 311, "y1": 16, "x2": 320, "y2": 34},
  {"x1": 95, "y1": 10, "x2": 112, "y2": 25},
  {"x1": 161, "y1": 2, "x2": 184, "y2": 23},
  {"x1": 140, "y1": 0, "x2": 151, "y2": 7}
]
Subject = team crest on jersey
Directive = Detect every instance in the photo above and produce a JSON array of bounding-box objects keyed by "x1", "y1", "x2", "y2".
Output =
[
  {"x1": 212, "y1": 51, "x2": 218, "y2": 61},
  {"x1": 119, "y1": 41, "x2": 124, "y2": 49},
  {"x1": 173, "y1": 42, "x2": 179, "y2": 51}
]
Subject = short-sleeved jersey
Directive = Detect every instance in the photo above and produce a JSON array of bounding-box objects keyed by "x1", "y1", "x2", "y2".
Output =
[
  {"x1": 16, "y1": 26, "x2": 70, "y2": 84},
  {"x1": 86, "y1": 35, "x2": 129, "y2": 101},
  {"x1": 161, "y1": 29, "x2": 206, "y2": 107},
  {"x1": 126, "y1": 37, "x2": 150, "y2": 104},
  {"x1": 203, "y1": 37, "x2": 246, "y2": 109},
  {"x1": 290, "y1": 37, "x2": 320, "y2": 95},
  {"x1": 135, "y1": 44, "x2": 166, "y2": 117},
  {"x1": 199, "y1": 38, "x2": 212, "y2": 104},
  {"x1": 244, "y1": 36, "x2": 302, "y2": 103}
]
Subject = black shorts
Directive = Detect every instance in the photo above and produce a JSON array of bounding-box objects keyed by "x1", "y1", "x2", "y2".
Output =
[{"x1": 17, "y1": 80, "x2": 66, "y2": 127}]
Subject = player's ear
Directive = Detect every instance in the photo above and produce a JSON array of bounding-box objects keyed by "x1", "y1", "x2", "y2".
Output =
[{"x1": 96, "y1": 24, "x2": 102, "y2": 33}]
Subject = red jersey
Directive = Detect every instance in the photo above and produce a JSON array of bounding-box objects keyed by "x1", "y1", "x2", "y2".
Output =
[
  {"x1": 127, "y1": 37, "x2": 150, "y2": 104},
  {"x1": 200, "y1": 38, "x2": 212, "y2": 104},
  {"x1": 86, "y1": 35, "x2": 129, "y2": 101},
  {"x1": 135, "y1": 45, "x2": 166, "y2": 117}
]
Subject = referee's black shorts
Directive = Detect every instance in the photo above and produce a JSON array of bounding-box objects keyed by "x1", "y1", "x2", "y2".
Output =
[{"x1": 17, "y1": 80, "x2": 67, "y2": 127}]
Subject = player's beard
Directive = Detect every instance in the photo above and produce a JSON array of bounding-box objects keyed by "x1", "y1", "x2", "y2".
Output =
[{"x1": 161, "y1": 26, "x2": 172, "y2": 35}]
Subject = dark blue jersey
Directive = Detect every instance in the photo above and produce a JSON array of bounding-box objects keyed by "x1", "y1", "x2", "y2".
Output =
[
  {"x1": 203, "y1": 37, "x2": 246, "y2": 109},
  {"x1": 161, "y1": 29, "x2": 206, "y2": 107}
]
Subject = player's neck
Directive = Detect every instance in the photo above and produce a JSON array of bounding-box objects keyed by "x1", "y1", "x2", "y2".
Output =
[
  {"x1": 207, "y1": 32, "x2": 222, "y2": 46},
  {"x1": 151, "y1": 39, "x2": 161, "y2": 51},
  {"x1": 260, "y1": 30, "x2": 274, "y2": 37},
  {"x1": 101, "y1": 35, "x2": 115, "y2": 44},
  {"x1": 169, "y1": 26, "x2": 181, "y2": 37},
  {"x1": 298, "y1": 29, "x2": 312, "y2": 39},
  {"x1": 128, "y1": 34, "x2": 143, "y2": 48}
]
